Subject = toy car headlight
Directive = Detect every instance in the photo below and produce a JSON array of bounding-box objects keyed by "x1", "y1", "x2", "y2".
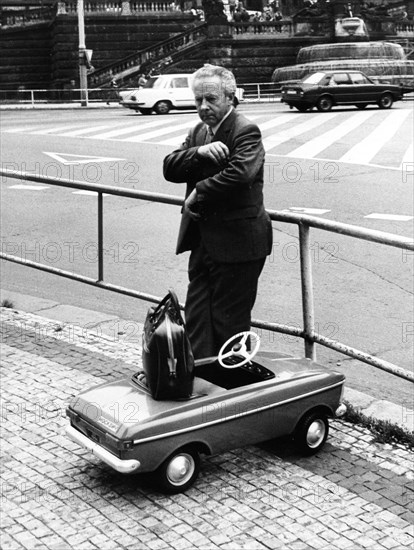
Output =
[{"x1": 335, "y1": 404, "x2": 347, "y2": 417}]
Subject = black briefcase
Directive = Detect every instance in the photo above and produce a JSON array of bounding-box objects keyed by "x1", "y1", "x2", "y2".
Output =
[{"x1": 142, "y1": 289, "x2": 194, "y2": 400}]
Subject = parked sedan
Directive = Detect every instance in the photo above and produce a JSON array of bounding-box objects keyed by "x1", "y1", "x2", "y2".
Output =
[
  {"x1": 281, "y1": 70, "x2": 404, "y2": 112},
  {"x1": 119, "y1": 73, "x2": 244, "y2": 115}
]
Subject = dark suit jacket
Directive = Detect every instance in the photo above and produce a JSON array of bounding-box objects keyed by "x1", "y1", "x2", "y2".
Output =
[{"x1": 163, "y1": 109, "x2": 273, "y2": 263}]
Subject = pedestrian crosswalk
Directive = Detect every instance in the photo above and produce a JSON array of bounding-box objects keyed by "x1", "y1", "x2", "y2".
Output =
[{"x1": 2, "y1": 108, "x2": 413, "y2": 170}]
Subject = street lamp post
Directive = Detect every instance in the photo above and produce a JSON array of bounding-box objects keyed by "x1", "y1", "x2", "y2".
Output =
[{"x1": 78, "y1": 0, "x2": 88, "y2": 106}]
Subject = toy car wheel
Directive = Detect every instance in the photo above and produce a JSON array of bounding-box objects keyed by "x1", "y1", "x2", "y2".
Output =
[
  {"x1": 138, "y1": 108, "x2": 152, "y2": 115},
  {"x1": 294, "y1": 411, "x2": 329, "y2": 455},
  {"x1": 378, "y1": 93, "x2": 393, "y2": 109},
  {"x1": 156, "y1": 447, "x2": 200, "y2": 493},
  {"x1": 316, "y1": 96, "x2": 333, "y2": 112},
  {"x1": 154, "y1": 101, "x2": 171, "y2": 115},
  {"x1": 356, "y1": 103, "x2": 368, "y2": 109}
]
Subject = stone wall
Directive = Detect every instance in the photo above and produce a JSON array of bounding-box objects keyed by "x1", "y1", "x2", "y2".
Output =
[
  {"x1": 1, "y1": 13, "x2": 308, "y2": 90},
  {"x1": 0, "y1": 24, "x2": 52, "y2": 90},
  {"x1": 168, "y1": 35, "x2": 323, "y2": 83},
  {"x1": 1, "y1": 10, "x2": 410, "y2": 91}
]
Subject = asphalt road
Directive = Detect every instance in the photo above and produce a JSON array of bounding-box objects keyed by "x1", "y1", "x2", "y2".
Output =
[{"x1": 1, "y1": 102, "x2": 413, "y2": 407}]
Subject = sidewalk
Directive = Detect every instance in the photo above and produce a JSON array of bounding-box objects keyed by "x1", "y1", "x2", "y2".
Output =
[{"x1": 1, "y1": 290, "x2": 413, "y2": 550}]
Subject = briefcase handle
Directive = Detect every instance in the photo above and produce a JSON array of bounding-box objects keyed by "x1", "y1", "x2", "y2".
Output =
[{"x1": 150, "y1": 288, "x2": 183, "y2": 325}]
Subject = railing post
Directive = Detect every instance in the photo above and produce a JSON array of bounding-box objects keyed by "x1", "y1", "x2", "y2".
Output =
[
  {"x1": 77, "y1": 0, "x2": 89, "y2": 107},
  {"x1": 299, "y1": 223, "x2": 316, "y2": 360},
  {"x1": 98, "y1": 192, "x2": 104, "y2": 282},
  {"x1": 30, "y1": 90, "x2": 35, "y2": 107}
]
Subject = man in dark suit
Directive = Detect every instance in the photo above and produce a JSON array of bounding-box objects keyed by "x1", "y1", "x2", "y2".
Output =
[{"x1": 163, "y1": 64, "x2": 272, "y2": 359}]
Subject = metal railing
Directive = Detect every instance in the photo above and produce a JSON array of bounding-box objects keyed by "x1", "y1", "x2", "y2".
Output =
[
  {"x1": 1, "y1": 85, "x2": 413, "y2": 107},
  {"x1": 0, "y1": 168, "x2": 413, "y2": 383},
  {"x1": 0, "y1": 82, "x2": 283, "y2": 106}
]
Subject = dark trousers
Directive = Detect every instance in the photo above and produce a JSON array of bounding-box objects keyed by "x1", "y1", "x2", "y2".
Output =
[{"x1": 185, "y1": 245, "x2": 266, "y2": 359}]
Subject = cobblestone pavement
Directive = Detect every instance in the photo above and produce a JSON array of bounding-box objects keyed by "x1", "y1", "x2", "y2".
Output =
[{"x1": 1, "y1": 307, "x2": 413, "y2": 550}]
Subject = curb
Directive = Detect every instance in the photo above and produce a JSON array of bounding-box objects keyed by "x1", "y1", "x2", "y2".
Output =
[{"x1": 1, "y1": 287, "x2": 413, "y2": 434}]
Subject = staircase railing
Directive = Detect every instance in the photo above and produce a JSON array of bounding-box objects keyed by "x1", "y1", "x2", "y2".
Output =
[
  {"x1": 0, "y1": 6, "x2": 55, "y2": 27},
  {"x1": 88, "y1": 22, "x2": 208, "y2": 88}
]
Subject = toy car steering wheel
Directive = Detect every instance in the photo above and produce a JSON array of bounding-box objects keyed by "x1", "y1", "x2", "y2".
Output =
[{"x1": 218, "y1": 331, "x2": 261, "y2": 369}]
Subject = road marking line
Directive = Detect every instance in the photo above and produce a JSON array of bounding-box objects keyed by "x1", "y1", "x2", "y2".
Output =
[
  {"x1": 72, "y1": 191, "x2": 111, "y2": 196},
  {"x1": 158, "y1": 114, "x2": 264, "y2": 146},
  {"x1": 339, "y1": 110, "x2": 410, "y2": 165},
  {"x1": 400, "y1": 142, "x2": 414, "y2": 169},
  {"x1": 29, "y1": 124, "x2": 87, "y2": 135},
  {"x1": 284, "y1": 207, "x2": 331, "y2": 215},
  {"x1": 259, "y1": 114, "x2": 299, "y2": 132},
  {"x1": 263, "y1": 113, "x2": 337, "y2": 151},
  {"x1": 8, "y1": 185, "x2": 48, "y2": 190},
  {"x1": 58, "y1": 125, "x2": 111, "y2": 137},
  {"x1": 364, "y1": 213, "x2": 413, "y2": 221},
  {"x1": 92, "y1": 119, "x2": 169, "y2": 139},
  {"x1": 44, "y1": 152, "x2": 124, "y2": 165},
  {"x1": 158, "y1": 134, "x2": 188, "y2": 146},
  {"x1": 121, "y1": 120, "x2": 198, "y2": 142},
  {"x1": 3, "y1": 126, "x2": 39, "y2": 133},
  {"x1": 285, "y1": 111, "x2": 376, "y2": 159}
]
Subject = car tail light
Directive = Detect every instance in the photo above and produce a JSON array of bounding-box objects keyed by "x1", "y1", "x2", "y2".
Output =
[{"x1": 104, "y1": 433, "x2": 133, "y2": 450}]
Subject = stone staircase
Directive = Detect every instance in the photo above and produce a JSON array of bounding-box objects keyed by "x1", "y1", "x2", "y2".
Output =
[{"x1": 88, "y1": 22, "x2": 208, "y2": 88}]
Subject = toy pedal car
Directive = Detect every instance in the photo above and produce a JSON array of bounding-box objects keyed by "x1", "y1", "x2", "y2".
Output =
[{"x1": 66, "y1": 330, "x2": 346, "y2": 493}]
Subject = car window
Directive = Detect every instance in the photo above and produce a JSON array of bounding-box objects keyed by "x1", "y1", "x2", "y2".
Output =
[
  {"x1": 302, "y1": 72, "x2": 326, "y2": 84},
  {"x1": 333, "y1": 73, "x2": 351, "y2": 85},
  {"x1": 171, "y1": 77, "x2": 189, "y2": 89},
  {"x1": 349, "y1": 73, "x2": 369, "y2": 84},
  {"x1": 143, "y1": 77, "x2": 161, "y2": 89}
]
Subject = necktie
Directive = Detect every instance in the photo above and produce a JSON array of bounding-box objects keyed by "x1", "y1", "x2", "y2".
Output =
[{"x1": 205, "y1": 126, "x2": 214, "y2": 144}]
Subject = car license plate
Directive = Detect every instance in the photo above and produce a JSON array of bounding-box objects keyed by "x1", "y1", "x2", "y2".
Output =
[{"x1": 286, "y1": 90, "x2": 297, "y2": 95}]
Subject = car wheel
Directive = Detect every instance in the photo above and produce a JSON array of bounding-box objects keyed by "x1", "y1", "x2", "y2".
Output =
[
  {"x1": 378, "y1": 93, "x2": 393, "y2": 109},
  {"x1": 156, "y1": 446, "x2": 200, "y2": 493},
  {"x1": 294, "y1": 411, "x2": 329, "y2": 455},
  {"x1": 356, "y1": 103, "x2": 368, "y2": 110},
  {"x1": 296, "y1": 105, "x2": 309, "y2": 112},
  {"x1": 154, "y1": 101, "x2": 171, "y2": 115},
  {"x1": 138, "y1": 108, "x2": 152, "y2": 115},
  {"x1": 316, "y1": 96, "x2": 333, "y2": 112}
]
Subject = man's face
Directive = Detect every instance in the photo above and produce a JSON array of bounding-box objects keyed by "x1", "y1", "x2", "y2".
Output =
[{"x1": 193, "y1": 76, "x2": 233, "y2": 127}]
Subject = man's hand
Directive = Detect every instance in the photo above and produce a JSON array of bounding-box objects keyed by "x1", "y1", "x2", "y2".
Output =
[
  {"x1": 183, "y1": 189, "x2": 202, "y2": 220},
  {"x1": 197, "y1": 141, "x2": 230, "y2": 165}
]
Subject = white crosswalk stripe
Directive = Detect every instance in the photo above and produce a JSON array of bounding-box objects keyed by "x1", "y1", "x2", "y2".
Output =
[
  {"x1": 339, "y1": 109, "x2": 411, "y2": 165},
  {"x1": 262, "y1": 112, "x2": 337, "y2": 152},
  {"x1": 2, "y1": 109, "x2": 413, "y2": 170},
  {"x1": 285, "y1": 111, "x2": 376, "y2": 159},
  {"x1": 400, "y1": 142, "x2": 414, "y2": 169},
  {"x1": 120, "y1": 120, "x2": 198, "y2": 142},
  {"x1": 58, "y1": 125, "x2": 112, "y2": 137},
  {"x1": 157, "y1": 114, "x2": 264, "y2": 147},
  {"x1": 93, "y1": 119, "x2": 169, "y2": 139},
  {"x1": 29, "y1": 124, "x2": 88, "y2": 135}
]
